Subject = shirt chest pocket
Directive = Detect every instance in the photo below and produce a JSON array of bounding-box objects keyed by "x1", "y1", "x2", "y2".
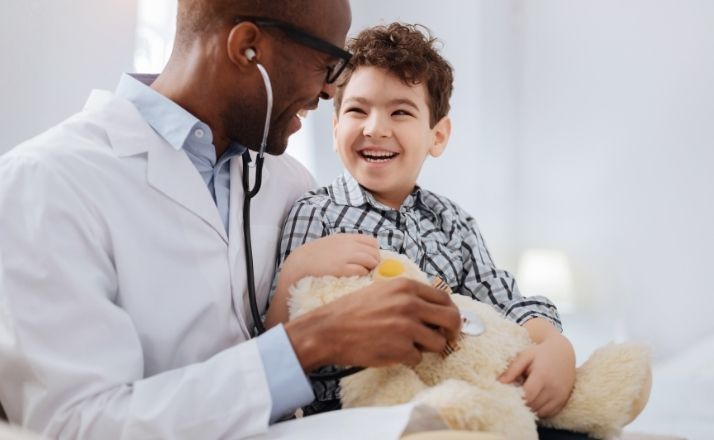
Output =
[
  {"x1": 334, "y1": 225, "x2": 407, "y2": 252},
  {"x1": 423, "y1": 239, "x2": 465, "y2": 289}
]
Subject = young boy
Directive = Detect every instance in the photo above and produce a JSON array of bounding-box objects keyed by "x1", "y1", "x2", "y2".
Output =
[{"x1": 266, "y1": 23, "x2": 576, "y2": 421}]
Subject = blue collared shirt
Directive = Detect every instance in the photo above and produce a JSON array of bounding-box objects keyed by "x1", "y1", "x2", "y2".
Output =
[
  {"x1": 116, "y1": 73, "x2": 243, "y2": 233},
  {"x1": 115, "y1": 74, "x2": 313, "y2": 422}
]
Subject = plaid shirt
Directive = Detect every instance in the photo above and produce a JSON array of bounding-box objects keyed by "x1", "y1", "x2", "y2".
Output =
[{"x1": 274, "y1": 172, "x2": 562, "y2": 413}]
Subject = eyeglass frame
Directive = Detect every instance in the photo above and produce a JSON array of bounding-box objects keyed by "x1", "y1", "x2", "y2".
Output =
[{"x1": 236, "y1": 16, "x2": 352, "y2": 84}]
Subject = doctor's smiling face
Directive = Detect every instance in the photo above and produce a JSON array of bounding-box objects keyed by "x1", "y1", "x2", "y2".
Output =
[
  {"x1": 333, "y1": 66, "x2": 451, "y2": 209},
  {"x1": 156, "y1": 0, "x2": 351, "y2": 159},
  {"x1": 223, "y1": 0, "x2": 352, "y2": 156}
]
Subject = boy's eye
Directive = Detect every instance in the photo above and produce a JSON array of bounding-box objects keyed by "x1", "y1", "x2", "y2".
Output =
[
  {"x1": 344, "y1": 107, "x2": 366, "y2": 115},
  {"x1": 392, "y1": 109, "x2": 413, "y2": 117}
]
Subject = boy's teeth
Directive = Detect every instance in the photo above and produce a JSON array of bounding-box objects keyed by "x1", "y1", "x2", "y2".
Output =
[
  {"x1": 297, "y1": 109, "x2": 309, "y2": 119},
  {"x1": 362, "y1": 150, "x2": 396, "y2": 157},
  {"x1": 361, "y1": 150, "x2": 398, "y2": 162}
]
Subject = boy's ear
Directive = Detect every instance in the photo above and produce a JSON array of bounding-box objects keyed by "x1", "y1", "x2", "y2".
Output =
[
  {"x1": 332, "y1": 114, "x2": 339, "y2": 152},
  {"x1": 428, "y1": 116, "x2": 452, "y2": 158}
]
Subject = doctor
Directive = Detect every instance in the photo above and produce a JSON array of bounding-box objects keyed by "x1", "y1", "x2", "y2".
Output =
[{"x1": 0, "y1": 0, "x2": 462, "y2": 438}]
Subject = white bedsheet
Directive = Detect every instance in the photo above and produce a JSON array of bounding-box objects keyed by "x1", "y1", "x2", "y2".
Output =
[
  {"x1": 626, "y1": 333, "x2": 714, "y2": 440},
  {"x1": 245, "y1": 403, "x2": 448, "y2": 440}
]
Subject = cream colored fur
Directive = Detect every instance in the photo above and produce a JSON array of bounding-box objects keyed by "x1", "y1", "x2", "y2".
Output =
[{"x1": 288, "y1": 250, "x2": 651, "y2": 440}]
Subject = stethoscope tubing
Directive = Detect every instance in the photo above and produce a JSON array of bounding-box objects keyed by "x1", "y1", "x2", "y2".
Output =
[
  {"x1": 243, "y1": 153, "x2": 266, "y2": 335},
  {"x1": 242, "y1": 60, "x2": 363, "y2": 381}
]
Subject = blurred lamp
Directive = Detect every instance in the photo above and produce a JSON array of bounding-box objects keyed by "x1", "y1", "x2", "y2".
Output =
[{"x1": 517, "y1": 249, "x2": 575, "y2": 312}]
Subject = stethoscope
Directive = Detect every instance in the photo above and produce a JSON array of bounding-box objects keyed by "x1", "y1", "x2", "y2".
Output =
[{"x1": 241, "y1": 48, "x2": 362, "y2": 381}]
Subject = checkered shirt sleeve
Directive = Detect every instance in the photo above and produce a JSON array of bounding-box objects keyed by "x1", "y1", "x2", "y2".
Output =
[{"x1": 453, "y1": 202, "x2": 562, "y2": 330}]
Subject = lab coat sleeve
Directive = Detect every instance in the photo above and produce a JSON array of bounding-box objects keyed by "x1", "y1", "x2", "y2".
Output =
[
  {"x1": 0, "y1": 155, "x2": 272, "y2": 439},
  {"x1": 256, "y1": 325, "x2": 314, "y2": 422}
]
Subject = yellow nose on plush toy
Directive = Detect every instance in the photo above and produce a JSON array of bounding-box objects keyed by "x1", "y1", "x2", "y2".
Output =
[{"x1": 374, "y1": 259, "x2": 405, "y2": 280}]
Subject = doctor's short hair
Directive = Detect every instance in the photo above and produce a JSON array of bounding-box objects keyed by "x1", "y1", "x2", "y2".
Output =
[
  {"x1": 334, "y1": 23, "x2": 454, "y2": 128},
  {"x1": 176, "y1": 0, "x2": 306, "y2": 45}
]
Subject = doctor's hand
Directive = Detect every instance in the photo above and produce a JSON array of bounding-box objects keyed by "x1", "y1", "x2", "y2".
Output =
[{"x1": 284, "y1": 278, "x2": 462, "y2": 371}]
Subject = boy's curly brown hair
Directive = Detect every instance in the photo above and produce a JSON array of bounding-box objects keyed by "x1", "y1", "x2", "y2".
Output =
[{"x1": 334, "y1": 23, "x2": 454, "y2": 128}]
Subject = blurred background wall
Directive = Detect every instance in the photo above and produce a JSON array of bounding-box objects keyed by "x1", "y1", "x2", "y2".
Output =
[
  {"x1": 2, "y1": 1, "x2": 712, "y2": 438},
  {"x1": 0, "y1": 0, "x2": 137, "y2": 149}
]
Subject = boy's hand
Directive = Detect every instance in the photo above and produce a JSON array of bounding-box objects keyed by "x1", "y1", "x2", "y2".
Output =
[
  {"x1": 498, "y1": 321, "x2": 576, "y2": 418},
  {"x1": 281, "y1": 233, "x2": 380, "y2": 285},
  {"x1": 266, "y1": 234, "x2": 381, "y2": 328}
]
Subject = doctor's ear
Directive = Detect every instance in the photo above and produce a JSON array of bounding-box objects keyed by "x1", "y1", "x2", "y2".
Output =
[
  {"x1": 428, "y1": 116, "x2": 452, "y2": 158},
  {"x1": 227, "y1": 22, "x2": 262, "y2": 66}
]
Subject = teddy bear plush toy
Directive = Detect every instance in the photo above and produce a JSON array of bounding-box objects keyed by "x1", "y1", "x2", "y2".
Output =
[{"x1": 288, "y1": 250, "x2": 652, "y2": 440}]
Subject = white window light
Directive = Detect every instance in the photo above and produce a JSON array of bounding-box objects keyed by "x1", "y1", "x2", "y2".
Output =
[
  {"x1": 517, "y1": 248, "x2": 576, "y2": 313},
  {"x1": 134, "y1": 0, "x2": 176, "y2": 72}
]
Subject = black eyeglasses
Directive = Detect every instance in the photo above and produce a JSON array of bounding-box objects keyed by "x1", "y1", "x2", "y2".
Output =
[{"x1": 236, "y1": 16, "x2": 352, "y2": 84}]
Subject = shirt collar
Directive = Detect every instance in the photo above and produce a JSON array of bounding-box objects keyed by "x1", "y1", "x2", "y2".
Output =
[
  {"x1": 333, "y1": 172, "x2": 426, "y2": 212},
  {"x1": 115, "y1": 73, "x2": 214, "y2": 152},
  {"x1": 115, "y1": 73, "x2": 247, "y2": 168}
]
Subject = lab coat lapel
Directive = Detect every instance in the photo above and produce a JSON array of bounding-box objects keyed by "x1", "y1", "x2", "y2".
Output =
[
  {"x1": 88, "y1": 90, "x2": 229, "y2": 244},
  {"x1": 145, "y1": 144, "x2": 228, "y2": 244},
  {"x1": 229, "y1": 150, "x2": 271, "y2": 334}
]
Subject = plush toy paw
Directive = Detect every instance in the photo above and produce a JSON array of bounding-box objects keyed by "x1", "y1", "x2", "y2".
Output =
[
  {"x1": 541, "y1": 343, "x2": 652, "y2": 439},
  {"x1": 412, "y1": 379, "x2": 538, "y2": 439}
]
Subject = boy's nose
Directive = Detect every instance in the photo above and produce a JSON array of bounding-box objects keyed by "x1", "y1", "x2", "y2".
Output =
[{"x1": 363, "y1": 114, "x2": 391, "y2": 138}]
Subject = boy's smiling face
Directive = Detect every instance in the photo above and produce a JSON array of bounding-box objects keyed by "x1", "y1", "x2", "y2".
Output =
[{"x1": 333, "y1": 66, "x2": 451, "y2": 209}]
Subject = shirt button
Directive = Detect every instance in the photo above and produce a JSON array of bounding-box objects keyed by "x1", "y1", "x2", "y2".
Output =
[{"x1": 194, "y1": 128, "x2": 205, "y2": 139}]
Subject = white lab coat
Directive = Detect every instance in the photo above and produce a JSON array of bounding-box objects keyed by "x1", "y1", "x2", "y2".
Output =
[{"x1": 0, "y1": 90, "x2": 316, "y2": 439}]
